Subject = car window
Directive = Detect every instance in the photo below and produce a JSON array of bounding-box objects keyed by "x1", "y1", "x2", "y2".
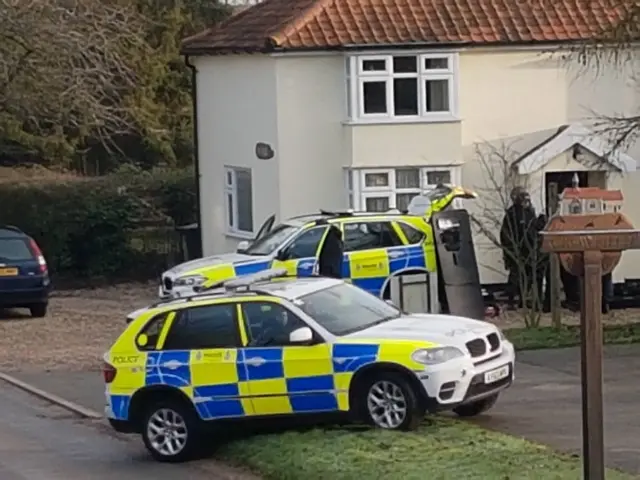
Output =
[
  {"x1": 245, "y1": 224, "x2": 298, "y2": 256},
  {"x1": 397, "y1": 222, "x2": 425, "y2": 244},
  {"x1": 296, "y1": 282, "x2": 400, "y2": 336},
  {"x1": 284, "y1": 226, "x2": 328, "y2": 260},
  {"x1": 343, "y1": 222, "x2": 403, "y2": 252},
  {"x1": 137, "y1": 312, "x2": 171, "y2": 351},
  {"x1": 0, "y1": 238, "x2": 33, "y2": 262},
  {"x1": 163, "y1": 304, "x2": 240, "y2": 350},
  {"x1": 242, "y1": 301, "x2": 309, "y2": 347}
]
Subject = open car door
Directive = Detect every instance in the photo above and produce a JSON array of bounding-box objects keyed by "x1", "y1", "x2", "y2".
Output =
[
  {"x1": 254, "y1": 214, "x2": 276, "y2": 242},
  {"x1": 431, "y1": 210, "x2": 485, "y2": 320}
]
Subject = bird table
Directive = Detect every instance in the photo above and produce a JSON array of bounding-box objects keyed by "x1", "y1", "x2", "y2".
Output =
[{"x1": 541, "y1": 212, "x2": 639, "y2": 480}]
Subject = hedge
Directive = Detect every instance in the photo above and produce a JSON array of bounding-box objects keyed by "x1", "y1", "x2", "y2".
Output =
[{"x1": 0, "y1": 167, "x2": 197, "y2": 281}]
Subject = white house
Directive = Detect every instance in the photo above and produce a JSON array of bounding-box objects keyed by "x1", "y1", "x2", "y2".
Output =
[{"x1": 181, "y1": 0, "x2": 640, "y2": 285}]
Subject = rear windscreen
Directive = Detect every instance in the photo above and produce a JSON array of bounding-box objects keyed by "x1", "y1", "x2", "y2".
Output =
[{"x1": 0, "y1": 239, "x2": 33, "y2": 262}]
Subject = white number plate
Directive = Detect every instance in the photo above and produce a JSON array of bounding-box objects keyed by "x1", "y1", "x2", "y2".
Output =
[{"x1": 484, "y1": 365, "x2": 510, "y2": 384}]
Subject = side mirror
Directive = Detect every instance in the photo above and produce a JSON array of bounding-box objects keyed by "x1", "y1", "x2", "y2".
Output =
[
  {"x1": 289, "y1": 327, "x2": 313, "y2": 344},
  {"x1": 237, "y1": 240, "x2": 250, "y2": 253},
  {"x1": 275, "y1": 249, "x2": 288, "y2": 261}
]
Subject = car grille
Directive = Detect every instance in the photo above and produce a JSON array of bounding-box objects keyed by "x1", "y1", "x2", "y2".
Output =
[
  {"x1": 163, "y1": 277, "x2": 173, "y2": 291},
  {"x1": 466, "y1": 339, "x2": 486, "y2": 357},
  {"x1": 487, "y1": 333, "x2": 500, "y2": 351}
]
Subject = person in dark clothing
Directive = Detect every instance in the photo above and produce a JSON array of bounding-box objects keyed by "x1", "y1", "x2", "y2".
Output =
[
  {"x1": 500, "y1": 187, "x2": 539, "y2": 309},
  {"x1": 317, "y1": 225, "x2": 343, "y2": 279}
]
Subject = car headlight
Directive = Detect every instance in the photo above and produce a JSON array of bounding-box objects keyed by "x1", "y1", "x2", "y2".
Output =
[
  {"x1": 174, "y1": 274, "x2": 206, "y2": 287},
  {"x1": 412, "y1": 346, "x2": 464, "y2": 365}
]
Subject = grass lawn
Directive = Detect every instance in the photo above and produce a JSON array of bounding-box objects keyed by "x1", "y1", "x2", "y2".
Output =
[
  {"x1": 505, "y1": 322, "x2": 640, "y2": 351},
  {"x1": 217, "y1": 417, "x2": 632, "y2": 480}
]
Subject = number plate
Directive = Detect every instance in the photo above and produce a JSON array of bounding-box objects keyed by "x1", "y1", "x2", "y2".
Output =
[
  {"x1": 0, "y1": 268, "x2": 18, "y2": 276},
  {"x1": 484, "y1": 364, "x2": 510, "y2": 384}
]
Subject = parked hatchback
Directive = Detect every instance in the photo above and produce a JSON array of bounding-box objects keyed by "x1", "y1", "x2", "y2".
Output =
[{"x1": 0, "y1": 226, "x2": 50, "y2": 317}]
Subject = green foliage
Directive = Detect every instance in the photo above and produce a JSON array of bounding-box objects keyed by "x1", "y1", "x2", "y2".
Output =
[
  {"x1": 0, "y1": 169, "x2": 197, "y2": 279},
  {"x1": 505, "y1": 323, "x2": 640, "y2": 351},
  {"x1": 0, "y1": 0, "x2": 232, "y2": 173}
]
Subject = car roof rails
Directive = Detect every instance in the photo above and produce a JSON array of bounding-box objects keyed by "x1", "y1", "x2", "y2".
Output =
[
  {"x1": 223, "y1": 268, "x2": 292, "y2": 292},
  {"x1": 0, "y1": 225, "x2": 23, "y2": 233}
]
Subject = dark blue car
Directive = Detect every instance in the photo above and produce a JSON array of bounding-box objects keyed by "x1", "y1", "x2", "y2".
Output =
[{"x1": 0, "y1": 226, "x2": 50, "y2": 317}]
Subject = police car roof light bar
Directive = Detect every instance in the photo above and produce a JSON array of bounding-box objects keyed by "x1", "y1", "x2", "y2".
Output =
[
  {"x1": 223, "y1": 268, "x2": 290, "y2": 292},
  {"x1": 319, "y1": 209, "x2": 354, "y2": 217}
]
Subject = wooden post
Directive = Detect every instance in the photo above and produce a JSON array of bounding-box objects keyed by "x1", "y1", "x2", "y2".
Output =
[
  {"x1": 580, "y1": 250, "x2": 605, "y2": 480},
  {"x1": 547, "y1": 182, "x2": 562, "y2": 327}
]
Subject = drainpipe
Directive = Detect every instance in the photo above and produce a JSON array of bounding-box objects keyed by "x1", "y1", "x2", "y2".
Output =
[{"x1": 184, "y1": 55, "x2": 203, "y2": 257}]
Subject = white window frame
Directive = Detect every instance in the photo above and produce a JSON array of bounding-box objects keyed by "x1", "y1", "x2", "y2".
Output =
[
  {"x1": 346, "y1": 53, "x2": 459, "y2": 124},
  {"x1": 346, "y1": 166, "x2": 462, "y2": 212},
  {"x1": 223, "y1": 166, "x2": 254, "y2": 238}
]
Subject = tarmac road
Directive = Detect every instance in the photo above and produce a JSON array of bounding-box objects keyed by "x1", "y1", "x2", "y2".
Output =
[{"x1": 0, "y1": 383, "x2": 245, "y2": 480}]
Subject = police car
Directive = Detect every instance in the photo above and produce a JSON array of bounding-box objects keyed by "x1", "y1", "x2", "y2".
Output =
[
  {"x1": 105, "y1": 269, "x2": 515, "y2": 462},
  {"x1": 159, "y1": 185, "x2": 477, "y2": 301}
]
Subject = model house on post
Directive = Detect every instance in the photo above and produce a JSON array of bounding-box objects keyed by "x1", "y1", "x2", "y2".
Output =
[
  {"x1": 561, "y1": 188, "x2": 624, "y2": 216},
  {"x1": 181, "y1": 0, "x2": 640, "y2": 286}
]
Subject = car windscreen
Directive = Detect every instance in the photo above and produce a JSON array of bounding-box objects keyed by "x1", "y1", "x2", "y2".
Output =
[
  {"x1": 244, "y1": 224, "x2": 298, "y2": 256},
  {"x1": 0, "y1": 238, "x2": 33, "y2": 262},
  {"x1": 295, "y1": 283, "x2": 401, "y2": 336}
]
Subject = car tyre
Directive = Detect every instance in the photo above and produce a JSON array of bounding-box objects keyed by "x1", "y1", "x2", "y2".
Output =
[
  {"x1": 141, "y1": 399, "x2": 201, "y2": 463},
  {"x1": 357, "y1": 372, "x2": 423, "y2": 431},
  {"x1": 452, "y1": 393, "x2": 499, "y2": 417},
  {"x1": 29, "y1": 303, "x2": 47, "y2": 318}
]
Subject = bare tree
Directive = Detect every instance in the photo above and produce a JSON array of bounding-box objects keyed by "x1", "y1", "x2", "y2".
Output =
[
  {"x1": 469, "y1": 141, "x2": 548, "y2": 328},
  {"x1": 0, "y1": 0, "x2": 151, "y2": 163}
]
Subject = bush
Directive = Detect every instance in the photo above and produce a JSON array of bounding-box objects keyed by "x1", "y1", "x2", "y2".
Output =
[{"x1": 0, "y1": 168, "x2": 197, "y2": 280}]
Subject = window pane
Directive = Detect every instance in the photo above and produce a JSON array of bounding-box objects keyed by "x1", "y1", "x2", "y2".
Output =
[
  {"x1": 164, "y1": 304, "x2": 239, "y2": 350},
  {"x1": 343, "y1": 221, "x2": 403, "y2": 252},
  {"x1": 424, "y1": 57, "x2": 449, "y2": 70},
  {"x1": 395, "y1": 168, "x2": 420, "y2": 188},
  {"x1": 396, "y1": 193, "x2": 418, "y2": 211},
  {"x1": 347, "y1": 170, "x2": 353, "y2": 190},
  {"x1": 426, "y1": 170, "x2": 451, "y2": 185},
  {"x1": 285, "y1": 226, "x2": 328, "y2": 259},
  {"x1": 363, "y1": 81, "x2": 387, "y2": 114},
  {"x1": 226, "y1": 193, "x2": 234, "y2": 227},
  {"x1": 236, "y1": 169, "x2": 253, "y2": 232},
  {"x1": 425, "y1": 79, "x2": 449, "y2": 112},
  {"x1": 362, "y1": 59, "x2": 386, "y2": 71},
  {"x1": 137, "y1": 313, "x2": 169, "y2": 351},
  {"x1": 393, "y1": 78, "x2": 418, "y2": 116},
  {"x1": 364, "y1": 172, "x2": 389, "y2": 187},
  {"x1": 397, "y1": 222, "x2": 425, "y2": 244},
  {"x1": 365, "y1": 196, "x2": 389, "y2": 212},
  {"x1": 392, "y1": 56, "x2": 417, "y2": 73},
  {"x1": 0, "y1": 239, "x2": 32, "y2": 261},
  {"x1": 226, "y1": 171, "x2": 233, "y2": 186},
  {"x1": 242, "y1": 302, "x2": 308, "y2": 347}
]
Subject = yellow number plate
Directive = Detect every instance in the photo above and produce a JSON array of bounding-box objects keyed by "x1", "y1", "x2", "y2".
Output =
[{"x1": 0, "y1": 268, "x2": 18, "y2": 276}]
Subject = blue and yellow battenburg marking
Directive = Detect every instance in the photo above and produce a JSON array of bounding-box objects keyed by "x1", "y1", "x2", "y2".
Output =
[
  {"x1": 106, "y1": 342, "x2": 431, "y2": 422},
  {"x1": 199, "y1": 243, "x2": 428, "y2": 298}
]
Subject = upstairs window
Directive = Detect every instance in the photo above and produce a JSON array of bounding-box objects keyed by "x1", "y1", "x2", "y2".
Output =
[{"x1": 347, "y1": 53, "x2": 458, "y2": 122}]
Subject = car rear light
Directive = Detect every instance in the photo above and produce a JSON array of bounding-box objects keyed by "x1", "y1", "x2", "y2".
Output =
[
  {"x1": 103, "y1": 362, "x2": 117, "y2": 383},
  {"x1": 28, "y1": 238, "x2": 47, "y2": 274}
]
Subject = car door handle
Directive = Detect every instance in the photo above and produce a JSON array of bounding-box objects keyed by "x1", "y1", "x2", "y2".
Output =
[
  {"x1": 388, "y1": 251, "x2": 406, "y2": 258},
  {"x1": 245, "y1": 357, "x2": 266, "y2": 367}
]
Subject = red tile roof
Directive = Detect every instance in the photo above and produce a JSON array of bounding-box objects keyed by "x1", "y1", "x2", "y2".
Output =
[
  {"x1": 562, "y1": 187, "x2": 623, "y2": 201},
  {"x1": 181, "y1": 0, "x2": 628, "y2": 54}
]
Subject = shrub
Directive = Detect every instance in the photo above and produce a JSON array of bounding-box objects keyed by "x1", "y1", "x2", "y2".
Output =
[{"x1": 0, "y1": 167, "x2": 196, "y2": 280}]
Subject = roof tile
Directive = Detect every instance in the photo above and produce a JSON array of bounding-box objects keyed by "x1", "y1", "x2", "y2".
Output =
[{"x1": 182, "y1": 0, "x2": 629, "y2": 54}]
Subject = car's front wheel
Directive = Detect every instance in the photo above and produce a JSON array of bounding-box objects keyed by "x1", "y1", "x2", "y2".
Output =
[
  {"x1": 358, "y1": 372, "x2": 423, "y2": 431},
  {"x1": 141, "y1": 399, "x2": 200, "y2": 463},
  {"x1": 29, "y1": 303, "x2": 47, "y2": 318},
  {"x1": 452, "y1": 393, "x2": 499, "y2": 417}
]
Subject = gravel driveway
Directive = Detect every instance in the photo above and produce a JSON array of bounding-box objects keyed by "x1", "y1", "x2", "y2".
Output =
[{"x1": 0, "y1": 283, "x2": 156, "y2": 372}]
